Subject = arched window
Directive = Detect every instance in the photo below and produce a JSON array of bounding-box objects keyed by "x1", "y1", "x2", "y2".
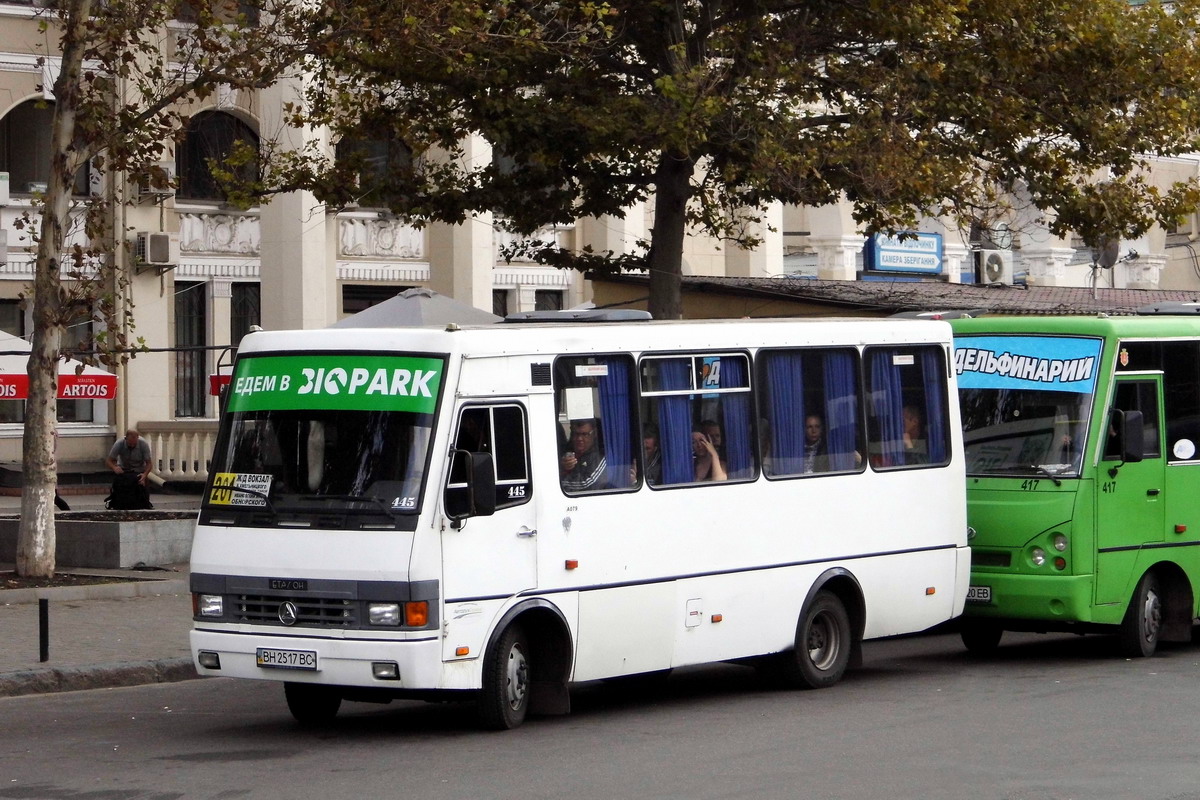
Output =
[
  {"x1": 176, "y1": 110, "x2": 259, "y2": 201},
  {"x1": 0, "y1": 100, "x2": 91, "y2": 196}
]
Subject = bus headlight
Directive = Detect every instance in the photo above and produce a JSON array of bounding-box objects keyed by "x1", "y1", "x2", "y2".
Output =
[
  {"x1": 1031, "y1": 548, "x2": 1046, "y2": 567},
  {"x1": 368, "y1": 603, "x2": 402, "y2": 626},
  {"x1": 197, "y1": 594, "x2": 224, "y2": 617},
  {"x1": 1052, "y1": 533, "x2": 1069, "y2": 552}
]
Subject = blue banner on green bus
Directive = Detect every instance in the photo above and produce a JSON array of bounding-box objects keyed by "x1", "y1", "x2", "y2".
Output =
[
  {"x1": 225, "y1": 355, "x2": 444, "y2": 413},
  {"x1": 953, "y1": 335, "x2": 1103, "y2": 394}
]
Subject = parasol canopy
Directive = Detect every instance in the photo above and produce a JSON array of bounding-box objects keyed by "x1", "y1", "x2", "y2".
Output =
[{"x1": 0, "y1": 331, "x2": 118, "y2": 400}]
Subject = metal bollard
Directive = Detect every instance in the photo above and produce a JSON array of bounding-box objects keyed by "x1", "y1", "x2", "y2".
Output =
[{"x1": 39, "y1": 598, "x2": 48, "y2": 662}]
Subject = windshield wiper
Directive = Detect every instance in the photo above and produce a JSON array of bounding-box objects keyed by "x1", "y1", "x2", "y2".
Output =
[
  {"x1": 297, "y1": 494, "x2": 402, "y2": 517},
  {"x1": 981, "y1": 464, "x2": 1065, "y2": 486}
]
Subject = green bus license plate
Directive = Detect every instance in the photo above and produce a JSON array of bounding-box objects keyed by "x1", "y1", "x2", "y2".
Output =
[
  {"x1": 966, "y1": 585, "x2": 992, "y2": 603},
  {"x1": 256, "y1": 647, "x2": 317, "y2": 670}
]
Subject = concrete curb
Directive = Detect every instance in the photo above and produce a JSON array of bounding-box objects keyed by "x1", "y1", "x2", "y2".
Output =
[
  {"x1": 0, "y1": 577, "x2": 189, "y2": 605},
  {"x1": 0, "y1": 657, "x2": 199, "y2": 698}
]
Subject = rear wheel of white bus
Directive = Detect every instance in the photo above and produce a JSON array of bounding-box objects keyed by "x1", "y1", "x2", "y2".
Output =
[{"x1": 780, "y1": 590, "x2": 852, "y2": 689}]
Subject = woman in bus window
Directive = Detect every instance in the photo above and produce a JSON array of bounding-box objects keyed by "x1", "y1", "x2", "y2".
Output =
[{"x1": 693, "y1": 426, "x2": 727, "y2": 482}]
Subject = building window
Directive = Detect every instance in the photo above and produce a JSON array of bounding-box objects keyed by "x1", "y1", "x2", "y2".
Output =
[
  {"x1": 334, "y1": 134, "x2": 413, "y2": 209},
  {"x1": 0, "y1": 100, "x2": 91, "y2": 197},
  {"x1": 0, "y1": 301, "x2": 23, "y2": 338},
  {"x1": 492, "y1": 290, "x2": 510, "y2": 318},
  {"x1": 535, "y1": 290, "x2": 564, "y2": 312},
  {"x1": 342, "y1": 284, "x2": 410, "y2": 316},
  {"x1": 176, "y1": 111, "x2": 258, "y2": 202},
  {"x1": 175, "y1": 281, "x2": 207, "y2": 417},
  {"x1": 174, "y1": 0, "x2": 260, "y2": 25},
  {"x1": 231, "y1": 282, "x2": 260, "y2": 345}
]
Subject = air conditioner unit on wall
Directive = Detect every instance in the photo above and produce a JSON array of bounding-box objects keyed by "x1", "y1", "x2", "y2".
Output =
[
  {"x1": 978, "y1": 249, "x2": 1014, "y2": 285},
  {"x1": 137, "y1": 162, "x2": 176, "y2": 198},
  {"x1": 134, "y1": 231, "x2": 180, "y2": 273}
]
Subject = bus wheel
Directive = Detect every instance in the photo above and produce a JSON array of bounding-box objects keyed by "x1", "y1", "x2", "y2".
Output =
[
  {"x1": 960, "y1": 623, "x2": 1003, "y2": 654},
  {"x1": 787, "y1": 590, "x2": 852, "y2": 689},
  {"x1": 284, "y1": 682, "x2": 342, "y2": 725},
  {"x1": 1118, "y1": 572, "x2": 1163, "y2": 658},
  {"x1": 479, "y1": 623, "x2": 530, "y2": 730}
]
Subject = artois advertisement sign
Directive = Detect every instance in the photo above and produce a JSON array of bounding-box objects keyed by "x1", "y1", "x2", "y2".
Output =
[{"x1": 225, "y1": 354, "x2": 444, "y2": 413}]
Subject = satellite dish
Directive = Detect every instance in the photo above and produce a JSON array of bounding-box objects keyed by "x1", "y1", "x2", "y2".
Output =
[{"x1": 1094, "y1": 237, "x2": 1120, "y2": 268}]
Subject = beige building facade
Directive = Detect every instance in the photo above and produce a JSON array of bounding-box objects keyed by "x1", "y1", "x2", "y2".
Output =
[{"x1": 1, "y1": 1, "x2": 1198, "y2": 486}]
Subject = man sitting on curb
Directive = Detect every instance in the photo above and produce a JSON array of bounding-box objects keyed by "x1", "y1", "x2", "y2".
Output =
[{"x1": 104, "y1": 428, "x2": 154, "y2": 510}]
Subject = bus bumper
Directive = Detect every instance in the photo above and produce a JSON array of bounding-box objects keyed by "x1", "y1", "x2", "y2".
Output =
[
  {"x1": 190, "y1": 629, "x2": 461, "y2": 690},
  {"x1": 963, "y1": 573, "x2": 1096, "y2": 624}
]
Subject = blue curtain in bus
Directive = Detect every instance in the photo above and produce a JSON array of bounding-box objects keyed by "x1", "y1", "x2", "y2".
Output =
[
  {"x1": 870, "y1": 350, "x2": 905, "y2": 467},
  {"x1": 921, "y1": 348, "x2": 947, "y2": 463},
  {"x1": 598, "y1": 356, "x2": 633, "y2": 488},
  {"x1": 720, "y1": 357, "x2": 753, "y2": 479},
  {"x1": 765, "y1": 352, "x2": 805, "y2": 474},
  {"x1": 823, "y1": 350, "x2": 858, "y2": 471},
  {"x1": 657, "y1": 359, "x2": 694, "y2": 484}
]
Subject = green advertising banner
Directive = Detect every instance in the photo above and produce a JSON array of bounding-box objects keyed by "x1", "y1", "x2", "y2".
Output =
[{"x1": 225, "y1": 355, "x2": 444, "y2": 413}]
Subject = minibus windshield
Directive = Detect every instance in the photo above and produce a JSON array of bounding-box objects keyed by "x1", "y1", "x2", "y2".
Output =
[{"x1": 958, "y1": 387, "x2": 1093, "y2": 477}]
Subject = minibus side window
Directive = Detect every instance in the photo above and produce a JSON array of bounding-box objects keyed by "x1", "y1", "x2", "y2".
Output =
[
  {"x1": 553, "y1": 354, "x2": 639, "y2": 495},
  {"x1": 757, "y1": 347, "x2": 863, "y2": 478},
  {"x1": 864, "y1": 346, "x2": 951, "y2": 470},
  {"x1": 639, "y1": 353, "x2": 756, "y2": 486},
  {"x1": 448, "y1": 404, "x2": 531, "y2": 510}
]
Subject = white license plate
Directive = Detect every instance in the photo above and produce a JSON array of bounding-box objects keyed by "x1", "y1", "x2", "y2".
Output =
[
  {"x1": 966, "y1": 585, "x2": 992, "y2": 603},
  {"x1": 256, "y1": 647, "x2": 317, "y2": 670}
]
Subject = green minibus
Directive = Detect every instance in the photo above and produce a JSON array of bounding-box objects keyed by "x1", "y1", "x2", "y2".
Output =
[{"x1": 952, "y1": 311, "x2": 1200, "y2": 656}]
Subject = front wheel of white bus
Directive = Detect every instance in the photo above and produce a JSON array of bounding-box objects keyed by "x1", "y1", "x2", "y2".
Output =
[
  {"x1": 783, "y1": 591, "x2": 852, "y2": 689},
  {"x1": 284, "y1": 682, "x2": 342, "y2": 726},
  {"x1": 478, "y1": 623, "x2": 531, "y2": 730},
  {"x1": 1118, "y1": 572, "x2": 1163, "y2": 658}
]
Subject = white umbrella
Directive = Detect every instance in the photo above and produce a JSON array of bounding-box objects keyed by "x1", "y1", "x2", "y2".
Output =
[
  {"x1": 0, "y1": 331, "x2": 118, "y2": 400},
  {"x1": 330, "y1": 288, "x2": 502, "y2": 328}
]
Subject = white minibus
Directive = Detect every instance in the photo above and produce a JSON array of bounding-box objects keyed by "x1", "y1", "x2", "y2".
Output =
[{"x1": 190, "y1": 314, "x2": 969, "y2": 728}]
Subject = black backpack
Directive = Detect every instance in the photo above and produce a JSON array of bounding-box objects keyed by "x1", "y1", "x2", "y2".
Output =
[{"x1": 105, "y1": 471, "x2": 153, "y2": 510}]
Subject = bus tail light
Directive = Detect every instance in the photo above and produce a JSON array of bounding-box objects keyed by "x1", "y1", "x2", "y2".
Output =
[
  {"x1": 1052, "y1": 533, "x2": 1068, "y2": 552},
  {"x1": 1054, "y1": 557, "x2": 1067, "y2": 570},
  {"x1": 1030, "y1": 548, "x2": 1046, "y2": 567}
]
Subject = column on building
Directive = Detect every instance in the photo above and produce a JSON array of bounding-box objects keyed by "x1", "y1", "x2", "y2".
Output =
[
  {"x1": 1123, "y1": 253, "x2": 1167, "y2": 289},
  {"x1": 574, "y1": 202, "x2": 647, "y2": 307},
  {"x1": 258, "y1": 76, "x2": 336, "y2": 331},
  {"x1": 805, "y1": 201, "x2": 862, "y2": 281},
  {"x1": 724, "y1": 202, "x2": 784, "y2": 278},
  {"x1": 427, "y1": 135, "x2": 495, "y2": 312},
  {"x1": 917, "y1": 215, "x2": 971, "y2": 284}
]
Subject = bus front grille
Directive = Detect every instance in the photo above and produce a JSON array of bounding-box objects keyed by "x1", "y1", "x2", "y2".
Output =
[
  {"x1": 234, "y1": 594, "x2": 358, "y2": 627},
  {"x1": 971, "y1": 550, "x2": 1012, "y2": 568}
]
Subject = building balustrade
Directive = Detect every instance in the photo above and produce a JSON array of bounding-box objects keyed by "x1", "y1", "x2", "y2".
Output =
[{"x1": 138, "y1": 419, "x2": 218, "y2": 483}]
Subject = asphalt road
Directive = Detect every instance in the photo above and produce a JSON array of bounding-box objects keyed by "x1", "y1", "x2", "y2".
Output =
[{"x1": 2, "y1": 629, "x2": 1199, "y2": 800}]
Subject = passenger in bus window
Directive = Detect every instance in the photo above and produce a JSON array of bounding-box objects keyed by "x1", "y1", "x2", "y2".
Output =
[
  {"x1": 701, "y1": 419, "x2": 726, "y2": 462},
  {"x1": 902, "y1": 405, "x2": 928, "y2": 465},
  {"x1": 693, "y1": 426, "x2": 728, "y2": 482},
  {"x1": 561, "y1": 418, "x2": 608, "y2": 492},
  {"x1": 640, "y1": 423, "x2": 662, "y2": 485},
  {"x1": 804, "y1": 414, "x2": 829, "y2": 473}
]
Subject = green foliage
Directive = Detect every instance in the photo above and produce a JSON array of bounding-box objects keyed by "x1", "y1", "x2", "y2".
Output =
[{"x1": 267, "y1": 0, "x2": 1200, "y2": 314}]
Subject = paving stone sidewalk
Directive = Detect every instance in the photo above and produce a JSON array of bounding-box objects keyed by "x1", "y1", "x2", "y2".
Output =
[{"x1": 0, "y1": 490, "x2": 203, "y2": 698}]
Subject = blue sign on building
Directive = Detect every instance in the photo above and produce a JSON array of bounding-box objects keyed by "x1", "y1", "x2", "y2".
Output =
[{"x1": 863, "y1": 232, "x2": 943, "y2": 275}]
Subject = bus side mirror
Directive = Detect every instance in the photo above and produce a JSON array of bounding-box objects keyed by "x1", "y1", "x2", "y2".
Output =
[
  {"x1": 1108, "y1": 409, "x2": 1145, "y2": 476},
  {"x1": 445, "y1": 450, "x2": 497, "y2": 527}
]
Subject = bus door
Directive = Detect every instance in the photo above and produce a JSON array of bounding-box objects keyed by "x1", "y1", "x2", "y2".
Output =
[
  {"x1": 441, "y1": 403, "x2": 537, "y2": 601},
  {"x1": 1095, "y1": 375, "x2": 1165, "y2": 606}
]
